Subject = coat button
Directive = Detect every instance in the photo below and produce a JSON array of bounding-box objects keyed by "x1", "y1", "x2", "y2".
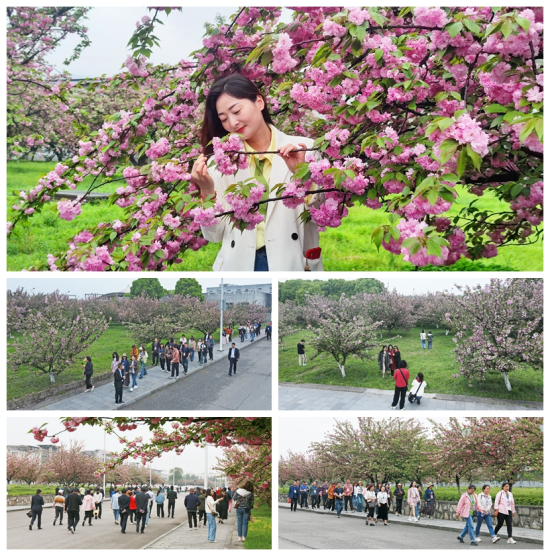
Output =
[
  {"x1": 231, "y1": 240, "x2": 235, "y2": 248},
  {"x1": 291, "y1": 233, "x2": 299, "y2": 240}
]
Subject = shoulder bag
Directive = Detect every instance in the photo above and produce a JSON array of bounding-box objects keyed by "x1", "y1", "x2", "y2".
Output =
[{"x1": 408, "y1": 381, "x2": 423, "y2": 403}]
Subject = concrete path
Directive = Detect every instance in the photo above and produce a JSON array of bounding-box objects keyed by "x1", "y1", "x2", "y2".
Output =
[
  {"x1": 126, "y1": 339, "x2": 272, "y2": 410},
  {"x1": 278, "y1": 504, "x2": 543, "y2": 546},
  {"x1": 144, "y1": 507, "x2": 237, "y2": 549},
  {"x1": 36, "y1": 337, "x2": 268, "y2": 411},
  {"x1": 279, "y1": 383, "x2": 542, "y2": 411}
]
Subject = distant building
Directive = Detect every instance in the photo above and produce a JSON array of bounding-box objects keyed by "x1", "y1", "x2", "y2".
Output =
[
  {"x1": 7, "y1": 444, "x2": 58, "y2": 463},
  {"x1": 205, "y1": 283, "x2": 272, "y2": 309}
]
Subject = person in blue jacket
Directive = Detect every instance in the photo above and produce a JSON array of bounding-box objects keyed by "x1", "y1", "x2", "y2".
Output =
[
  {"x1": 423, "y1": 482, "x2": 436, "y2": 519},
  {"x1": 299, "y1": 481, "x2": 309, "y2": 508},
  {"x1": 288, "y1": 481, "x2": 299, "y2": 512}
]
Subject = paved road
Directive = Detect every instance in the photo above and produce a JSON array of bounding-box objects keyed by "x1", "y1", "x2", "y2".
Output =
[
  {"x1": 8, "y1": 507, "x2": 183, "y2": 549},
  {"x1": 36, "y1": 337, "x2": 268, "y2": 411},
  {"x1": 279, "y1": 383, "x2": 542, "y2": 411},
  {"x1": 127, "y1": 339, "x2": 272, "y2": 410},
  {"x1": 278, "y1": 508, "x2": 542, "y2": 550}
]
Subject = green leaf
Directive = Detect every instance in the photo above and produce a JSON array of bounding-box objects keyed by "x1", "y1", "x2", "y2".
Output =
[
  {"x1": 447, "y1": 22, "x2": 463, "y2": 38},
  {"x1": 519, "y1": 119, "x2": 537, "y2": 144},
  {"x1": 260, "y1": 50, "x2": 273, "y2": 66},
  {"x1": 375, "y1": 49, "x2": 384, "y2": 62},
  {"x1": 426, "y1": 238, "x2": 443, "y2": 258},
  {"x1": 516, "y1": 17, "x2": 531, "y2": 32},
  {"x1": 409, "y1": 242, "x2": 422, "y2": 256},
  {"x1": 439, "y1": 189, "x2": 456, "y2": 204},
  {"x1": 371, "y1": 227, "x2": 384, "y2": 251},
  {"x1": 394, "y1": 145, "x2": 403, "y2": 156},
  {"x1": 456, "y1": 148, "x2": 467, "y2": 178},
  {"x1": 463, "y1": 18, "x2": 481, "y2": 34},
  {"x1": 501, "y1": 18, "x2": 513, "y2": 39},
  {"x1": 437, "y1": 117, "x2": 455, "y2": 131},
  {"x1": 401, "y1": 237, "x2": 419, "y2": 249},
  {"x1": 369, "y1": 8, "x2": 385, "y2": 26},
  {"x1": 426, "y1": 189, "x2": 439, "y2": 206},
  {"x1": 510, "y1": 182, "x2": 524, "y2": 198},
  {"x1": 484, "y1": 104, "x2": 509, "y2": 114},
  {"x1": 389, "y1": 226, "x2": 400, "y2": 241},
  {"x1": 438, "y1": 139, "x2": 459, "y2": 164},
  {"x1": 466, "y1": 144, "x2": 482, "y2": 171},
  {"x1": 535, "y1": 119, "x2": 543, "y2": 142}
]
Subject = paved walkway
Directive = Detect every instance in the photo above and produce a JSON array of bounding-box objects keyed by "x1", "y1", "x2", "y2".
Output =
[
  {"x1": 278, "y1": 504, "x2": 543, "y2": 544},
  {"x1": 279, "y1": 383, "x2": 542, "y2": 411},
  {"x1": 144, "y1": 508, "x2": 237, "y2": 549},
  {"x1": 37, "y1": 337, "x2": 265, "y2": 411}
]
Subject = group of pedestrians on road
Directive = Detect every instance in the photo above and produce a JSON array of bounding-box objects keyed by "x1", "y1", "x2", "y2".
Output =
[
  {"x1": 237, "y1": 322, "x2": 271, "y2": 343},
  {"x1": 286, "y1": 480, "x2": 518, "y2": 545}
]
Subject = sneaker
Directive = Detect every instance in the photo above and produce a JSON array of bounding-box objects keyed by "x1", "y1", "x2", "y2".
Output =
[
  {"x1": 370, "y1": 523, "x2": 375, "y2": 526},
  {"x1": 210, "y1": 540, "x2": 218, "y2": 543},
  {"x1": 507, "y1": 538, "x2": 517, "y2": 544},
  {"x1": 91, "y1": 386, "x2": 94, "y2": 391},
  {"x1": 475, "y1": 537, "x2": 481, "y2": 542},
  {"x1": 400, "y1": 408, "x2": 405, "y2": 411},
  {"x1": 457, "y1": 536, "x2": 464, "y2": 544},
  {"x1": 130, "y1": 388, "x2": 133, "y2": 392},
  {"x1": 29, "y1": 525, "x2": 32, "y2": 530},
  {"x1": 119, "y1": 401, "x2": 125, "y2": 405},
  {"x1": 471, "y1": 542, "x2": 478, "y2": 546},
  {"x1": 136, "y1": 525, "x2": 139, "y2": 533},
  {"x1": 70, "y1": 526, "x2": 75, "y2": 534},
  {"x1": 134, "y1": 385, "x2": 138, "y2": 389},
  {"x1": 53, "y1": 520, "x2": 56, "y2": 526},
  {"x1": 414, "y1": 517, "x2": 418, "y2": 522},
  {"x1": 408, "y1": 516, "x2": 412, "y2": 522},
  {"x1": 492, "y1": 536, "x2": 500, "y2": 543},
  {"x1": 194, "y1": 527, "x2": 198, "y2": 530}
]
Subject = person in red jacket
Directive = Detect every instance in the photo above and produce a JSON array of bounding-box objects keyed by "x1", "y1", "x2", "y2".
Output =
[{"x1": 391, "y1": 360, "x2": 410, "y2": 410}]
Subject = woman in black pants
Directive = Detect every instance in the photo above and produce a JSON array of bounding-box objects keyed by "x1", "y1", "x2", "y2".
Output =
[
  {"x1": 494, "y1": 482, "x2": 517, "y2": 544},
  {"x1": 365, "y1": 484, "x2": 376, "y2": 526}
]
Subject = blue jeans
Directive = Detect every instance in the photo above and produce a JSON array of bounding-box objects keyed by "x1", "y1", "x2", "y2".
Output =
[
  {"x1": 254, "y1": 248, "x2": 269, "y2": 271},
  {"x1": 421, "y1": 339, "x2": 426, "y2": 348},
  {"x1": 335, "y1": 500, "x2": 343, "y2": 516},
  {"x1": 428, "y1": 340, "x2": 432, "y2": 349},
  {"x1": 131, "y1": 373, "x2": 137, "y2": 388},
  {"x1": 189, "y1": 349, "x2": 194, "y2": 361},
  {"x1": 475, "y1": 512, "x2": 496, "y2": 537},
  {"x1": 236, "y1": 508, "x2": 250, "y2": 538},
  {"x1": 139, "y1": 361, "x2": 147, "y2": 377},
  {"x1": 207, "y1": 513, "x2": 216, "y2": 541},
  {"x1": 415, "y1": 503, "x2": 420, "y2": 517},
  {"x1": 356, "y1": 494, "x2": 364, "y2": 512},
  {"x1": 250, "y1": 333, "x2": 255, "y2": 342},
  {"x1": 113, "y1": 509, "x2": 120, "y2": 521},
  {"x1": 460, "y1": 515, "x2": 476, "y2": 542},
  {"x1": 182, "y1": 359, "x2": 188, "y2": 374}
]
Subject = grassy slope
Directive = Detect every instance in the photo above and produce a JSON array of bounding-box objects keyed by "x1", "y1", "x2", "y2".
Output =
[
  {"x1": 7, "y1": 161, "x2": 542, "y2": 271},
  {"x1": 244, "y1": 503, "x2": 272, "y2": 549},
  {"x1": 277, "y1": 486, "x2": 542, "y2": 505},
  {"x1": 279, "y1": 327, "x2": 542, "y2": 402},
  {"x1": 7, "y1": 323, "x2": 222, "y2": 401}
]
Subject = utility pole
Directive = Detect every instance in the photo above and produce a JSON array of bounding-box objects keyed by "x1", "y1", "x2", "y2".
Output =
[
  {"x1": 204, "y1": 445, "x2": 208, "y2": 489},
  {"x1": 218, "y1": 279, "x2": 225, "y2": 351}
]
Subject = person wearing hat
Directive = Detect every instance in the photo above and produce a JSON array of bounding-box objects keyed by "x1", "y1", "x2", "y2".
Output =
[
  {"x1": 393, "y1": 483, "x2": 404, "y2": 516},
  {"x1": 424, "y1": 483, "x2": 435, "y2": 519},
  {"x1": 455, "y1": 484, "x2": 482, "y2": 546},
  {"x1": 53, "y1": 488, "x2": 65, "y2": 526}
]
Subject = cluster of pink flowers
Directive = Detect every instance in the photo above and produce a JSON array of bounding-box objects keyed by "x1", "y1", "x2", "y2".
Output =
[
  {"x1": 57, "y1": 198, "x2": 83, "y2": 221},
  {"x1": 309, "y1": 194, "x2": 349, "y2": 231},
  {"x1": 212, "y1": 135, "x2": 249, "y2": 175},
  {"x1": 145, "y1": 137, "x2": 171, "y2": 159},
  {"x1": 125, "y1": 54, "x2": 149, "y2": 77},
  {"x1": 412, "y1": 7, "x2": 448, "y2": 28},
  {"x1": 272, "y1": 33, "x2": 298, "y2": 74},
  {"x1": 225, "y1": 182, "x2": 265, "y2": 230},
  {"x1": 32, "y1": 426, "x2": 47, "y2": 441}
]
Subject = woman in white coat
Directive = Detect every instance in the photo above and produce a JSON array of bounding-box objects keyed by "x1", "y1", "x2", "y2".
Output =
[{"x1": 191, "y1": 74, "x2": 323, "y2": 271}]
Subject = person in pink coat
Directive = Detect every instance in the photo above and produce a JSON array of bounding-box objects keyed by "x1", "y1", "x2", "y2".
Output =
[
  {"x1": 407, "y1": 481, "x2": 420, "y2": 522},
  {"x1": 493, "y1": 482, "x2": 517, "y2": 544},
  {"x1": 82, "y1": 489, "x2": 95, "y2": 526},
  {"x1": 455, "y1": 485, "x2": 482, "y2": 546}
]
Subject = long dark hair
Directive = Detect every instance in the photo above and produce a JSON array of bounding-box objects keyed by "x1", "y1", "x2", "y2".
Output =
[{"x1": 200, "y1": 74, "x2": 273, "y2": 155}]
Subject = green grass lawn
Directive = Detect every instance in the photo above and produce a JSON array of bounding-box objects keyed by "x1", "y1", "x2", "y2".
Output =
[
  {"x1": 279, "y1": 327, "x2": 542, "y2": 402},
  {"x1": 243, "y1": 503, "x2": 272, "y2": 549},
  {"x1": 7, "y1": 484, "x2": 58, "y2": 496},
  {"x1": 7, "y1": 323, "x2": 222, "y2": 401},
  {"x1": 277, "y1": 486, "x2": 542, "y2": 505},
  {"x1": 7, "y1": 161, "x2": 542, "y2": 271}
]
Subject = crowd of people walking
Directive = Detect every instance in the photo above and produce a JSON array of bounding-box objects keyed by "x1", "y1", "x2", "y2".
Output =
[
  {"x1": 286, "y1": 480, "x2": 518, "y2": 544},
  {"x1": 28, "y1": 481, "x2": 256, "y2": 544}
]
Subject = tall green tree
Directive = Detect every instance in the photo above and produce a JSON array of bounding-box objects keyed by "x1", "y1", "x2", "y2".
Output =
[
  {"x1": 174, "y1": 278, "x2": 204, "y2": 300},
  {"x1": 130, "y1": 278, "x2": 165, "y2": 299}
]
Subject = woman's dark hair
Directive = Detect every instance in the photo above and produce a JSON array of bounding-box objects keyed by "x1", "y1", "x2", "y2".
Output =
[
  {"x1": 399, "y1": 360, "x2": 408, "y2": 368},
  {"x1": 85, "y1": 356, "x2": 92, "y2": 362},
  {"x1": 380, "y1": 345, "x2": 387, "y2": 352},
  {"x1": 206, "y1": 488, "x2": 214, "y2": 497},
  {"x1": 112, "y1": 352, "x2": 119, "y2": 361},
  {"x1": 241, "y1": 481, "x2": 254, "y2": 493},
  {"x1": 482, "y1": 484, "x2": 490, "y2": 491},
  {"x1": 417, "y1": 372, "x2": 424, "y2": 382},
  {"x1": 388, "y1": 345, "x2": 393, "y2": 350},
  {"x1": 36, "y1": 488, "x2": 42, "y2": 494},
  {"x1": 201, "y1": 74, "x2": 273, "y2": 155},
  {"x1": 422, "y1": 329, "x2": 425, "y2": 333},
  {"x1": 501, "y1": 481, "x2": 510, "y2": 488},
  {"x1": 428, "y1": 330, "x2": 432, "y2": 334}
]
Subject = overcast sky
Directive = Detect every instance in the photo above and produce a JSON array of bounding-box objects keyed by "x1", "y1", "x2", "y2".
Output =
[
  {"x1": 44, "y1": 6, "x2": 292, "y2": 79},
  {"x1": 280, "y1": 274, "x2": 500, "y2": 295},
  {"x1": 7, "y1": 277, "x2": 271, "y2": 298},
  {"x1": 8, "y1": 417, "x2": 225, "y2": 476},
  {"x1": 279, "y1": 416, "x2": 466, "y2": 456}
]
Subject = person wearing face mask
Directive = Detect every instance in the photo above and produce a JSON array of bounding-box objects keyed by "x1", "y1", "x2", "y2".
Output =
[{"x1": 191, "y1": 73, "x2": 324, "y2": 272}]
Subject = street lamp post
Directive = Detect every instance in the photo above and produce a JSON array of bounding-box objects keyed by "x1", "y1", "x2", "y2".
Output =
[{"x1": 218, "y1": 280, "x2": 225, "y2": 351}]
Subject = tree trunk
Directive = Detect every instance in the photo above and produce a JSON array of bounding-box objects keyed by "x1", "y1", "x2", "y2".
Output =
[
  {"x1": 503, "y1": 371, "x2": 512, "y2": 391},
  {"x1": 446, "y1": 329, "x2": 450, "y2": 336},
  {"x1": 337, "y1": 363, "x2": 346, "y2": 378},
  {"x1": 456, "y1": 475, "x2": 461, "y2": 496},
  {"x1": 49, "y1": 372, "x2": 56, "y2": 384}
]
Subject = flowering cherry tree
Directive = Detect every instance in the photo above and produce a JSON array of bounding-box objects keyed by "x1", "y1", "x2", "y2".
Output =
[
  {"x1": 361, "y1": 288, "x2": 417, "y2": 334},
  {"x1": 9, "y1": 451, "x2": 43, "y2": 486},
  {"x1": 225, "y1": 302, "x2": 269, "y2": 327},
  {"x1": 304, "y1": 293, "x2": 392, "y2": 378},
  {"x1": 7, "y1": 293, "x2": 109, "y2": 383},
  {"x1": 7, "y1": 6, "x2": 543, "y2": 270},
  {"x1": 30, "y1": 417, "x2": 271, "y2": 497},
  {"x1": 445, "y1": 278, "x2": 543, "y2": 391},
  {"x1": 40, "y1": 439, "x2": 100, "y2": 485},
  {"x1": 278, "y1": 300, "x2": 307, "y2": 349}
]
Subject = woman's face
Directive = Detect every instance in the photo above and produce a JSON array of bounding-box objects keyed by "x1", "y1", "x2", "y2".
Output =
[
  {"x1": 503, "y1": 484, "x2": 510, "y2": 492},
  {"x1": 216, "y1": 93, "x2": 266, "y2": 139}
]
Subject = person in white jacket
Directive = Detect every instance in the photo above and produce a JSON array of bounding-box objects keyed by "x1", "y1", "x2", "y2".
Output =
[
  {"x1": 409, "y1": 372, "x2": 427, "y2": 405},
  {"x1": 191, "y1": 74, "x2": 324, "y2": 272},
  {"x1": 364, "y1": 484, "x2": 377, "y2": 526},
  {"x1": 475, "y1": 485, "x2": 500, "y2": 543},
  {"x1": 205, "y1": 488, "x2": 222, "y2": 543},
  {"x1": 92, "y1": 488, "x2": 103, "y2": 520}
]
